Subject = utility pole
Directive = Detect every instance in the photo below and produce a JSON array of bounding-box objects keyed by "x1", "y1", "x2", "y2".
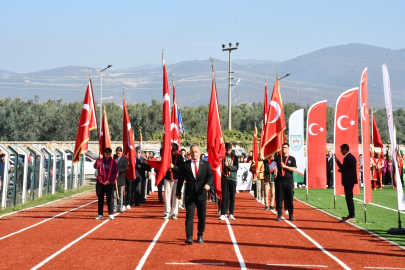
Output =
[
  {"x1": 276, "y1": 69, "x2": 291, "y2": 102},
  {"x1": 99, "y1": 65, "x2": 113, "y2": 133},
  {"x1": 222, "y1": 42, "x2": 239, "y2": 130}
]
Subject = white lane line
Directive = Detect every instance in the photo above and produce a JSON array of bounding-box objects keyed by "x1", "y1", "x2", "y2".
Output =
[
  {"x1": 31, "y1": 213, "x2": 120, "y2": 270},
  {"x1": 270, "y1": 209, "x2": 351, "y2": 270},
  {"x1": 267, "y1": 264, "x2": 327, "y2": 268},
  {"x1": 348, "y1": 196, "x2": 405, "y2": 215},
  {"x1": 295, "y1": 197, "x2": 405, "y2": 251},
  {"x1": 225, "y1": 217, "x2": 247, "y2": 270},
  {"x1": 248, "y1": 192, "x2": 350, "y2": 269},
  {"x1": 0, "y1": 189, "x2": 94, "y2": 219},
  {"x1": 365, "y1": 268, "x2": 405, "y2": 269},
  {"x1": 166, "y1": 263, "x2": 225, "y2": 265},
  {"x1": 135, "y1": 219, "x2": 169, "y2": 270},
  {"x1": 0, "y1": 199, "x2": 98, "y2": 241}
]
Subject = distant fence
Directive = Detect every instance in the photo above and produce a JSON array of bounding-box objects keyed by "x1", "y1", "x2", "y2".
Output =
[{"x1": 0, "y1": 141, "x2": 161, "y2": 210}]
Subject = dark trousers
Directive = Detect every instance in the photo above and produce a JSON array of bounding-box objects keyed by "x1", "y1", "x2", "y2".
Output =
[
  {"x1": 275, "y1": 181, "x2": 294, "y2": 216},
  {"x1": 221, "y1": 179, "x2": 237, "y2": 215},
  {"x1": 147, "y1": 178, "x2": 152, "y2": 195},
  {"x1": 252, "y1": 182, "x2": 257, "y2": 198},
  {"x1": 185, "y1": 198, "x2": 207, "y2": 237},
  {"x1": 327, "y1": 172, "x2": 334, "y2": 188},
  {"x1": 96, "y1": 182, "x2": 113, "y2": 216},
  {"x1": 125, "y1": 178, "x2": 133, "y2": 206},
  {"x1": 132, "y1": 178, "x2": 142, "y2": 205},
  {"x1": 344, "y1": 184, "x2": 355, "y2": 218},
  {"x1": 157, "y1": 180, "x2": 164, "y2": 202},
  {"x1": 140, "y1": 180, "x2": 146, "y2": 204}
]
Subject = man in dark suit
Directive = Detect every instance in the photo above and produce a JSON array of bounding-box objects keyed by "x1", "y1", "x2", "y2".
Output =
[
  {"x1": 133, "y1": 147, "x2": 148, "y2": 206},
  {"x1": 326, "y1": 150, "x2": 334, "y2": 188},
  {"x1": 113, "y1": 147, "x2": 129, "y2": 213},
  {"x1": 177, "y1": 144, "x2": 213, "y2": 245},
  {"x1": 334, "y1": 144, "x2": 358, "y2": 222}
]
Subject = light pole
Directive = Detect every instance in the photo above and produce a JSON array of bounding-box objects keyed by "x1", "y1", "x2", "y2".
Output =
[
  {"x1": 100, "y1": 65, "x2": 113, "y2": 133},
  {"x1": 222, "y1": 42, "x2": 239, "y2": 130},
  {"x1": 277, "y1": 70, "x2": 290, "y2": 92}
]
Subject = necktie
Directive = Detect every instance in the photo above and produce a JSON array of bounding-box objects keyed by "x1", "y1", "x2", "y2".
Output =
[{"x1": 194, "y1": 160, "x2": 198, "y2": 178}]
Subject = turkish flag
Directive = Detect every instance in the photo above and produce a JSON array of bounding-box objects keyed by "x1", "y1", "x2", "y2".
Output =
[
  {"x1": 73, "y1": 80, "x2": 98, "y2": 164},
  {"x1": 334, "y1": 88, "x2": 360, "y2": 196},
  {"x1": 360, "y1": 68, "x2": 372, "y2": 203},
  {"x1": 170, "y1": 84, "x2": 181, "y2": 151},
  {"x1": 372, "y1": 114, "x2": 383, "y2": 149},
  {"x1": 252, "y1": 127, "x2": 259, "y2": 177},
  {"x1": 99, "y1": 109, "x2": 111, "y2": 154},
  {"x1": 260, "y1": 83, "x2": 269, "y2": 153},
  {"x1": 155, "y1": 58, "x2": 171, "y2": 186},
  {"x1": 307, "y1": 100, "x2": 327, "y2": 189},
  {"x1": 262, "y1": 79, "x2": 286, "y2": 159},
  {"x1": 123, "y1": 98, "x2": 136, "y2": 180},
  {"x1": 207, "y1": 73, "x2": 225, "y2": 199}
]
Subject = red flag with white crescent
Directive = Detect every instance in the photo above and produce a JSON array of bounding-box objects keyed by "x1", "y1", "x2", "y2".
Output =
[
  {"x1": 123, "y1": 98, "x2": 136, "y2": 180},
  {"x1": 207, "y1": 73, "x2": 225, "y2": 199},
  {"x1": 360, "y1": 68, "x2": 372, "y2": 203},
  {"x1": 170, "y1": 83, "x2": 181, "y2": 151},
  {"x1": 262, "y1": 79, "x2": 286, "y2": 159},
  {"x1": 155, "y1": 58, "x2": 171, "y2": 186},
  {"x1": 73, "y1": 80, "x2": 98, "y2": 164},
  {"x1": 99, "y1": 108, "x2": 112, "y2": 154},
  {"x1": 334, "y1": 88, "x2": 360, "y2": 196},
  {"x1": 306, "y1": 100, "x2": 327, "y2": 189}
]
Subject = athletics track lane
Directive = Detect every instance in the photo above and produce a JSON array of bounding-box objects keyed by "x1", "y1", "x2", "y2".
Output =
[
  {"x1": 139, "y1": 198, "x2": 242, "y2": 269},
  {"x1": 220, "y1": 192, "x2": 346, "y2": 269},
  {"x1": 0, "y1": 190, "x2": 95, "y2": 238},
  {"x1": 39, "y1": 193, "x2": 169, "y2": 270},
  {"x1": 287, "y1": 198, "x2": 405, "y2": 269},
  {"x1": 0, "y1": 192, "x2": 105, "y2": 269}
]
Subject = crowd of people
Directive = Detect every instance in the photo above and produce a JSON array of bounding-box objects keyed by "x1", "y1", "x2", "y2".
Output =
[{"x1": 94, "y1": 142, "x2": 298, "y2": 243}]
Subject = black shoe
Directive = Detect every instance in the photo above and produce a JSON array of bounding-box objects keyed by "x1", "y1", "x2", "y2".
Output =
[
  {"x1": 270, "y1": 206, "x2": 274, "y2": 210},
  {"x1": 276, "y1": 215, "x2": 282, "y2": 221},
  {"x1": 289, "y1": 215, "x2": 296, "y2": 221},
  {"x1": 135, "y1": 203, "x2": 140, "y2": 206},
  {"x1": 197, "y1": 235, "x2": 204, "y2": 244},
  {"x1": 265, "y1": 206, "x2": 270, "y2": 210},
  {"x1": 216, "y1": 210, "x2": 221, "y2": 215},
  {"x1": 185, "y1": 235, "x2": 193, "y2": 245}
]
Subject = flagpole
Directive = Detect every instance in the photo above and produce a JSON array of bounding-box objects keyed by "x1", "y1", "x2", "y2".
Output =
[{"x1": 89, "y1": 72, "x2": 101, "y2": 142}]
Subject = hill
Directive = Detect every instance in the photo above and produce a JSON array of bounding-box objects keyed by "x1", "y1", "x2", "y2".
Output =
[{"x1": 0, "y1": 43, "x2": 404, "y2": 108}]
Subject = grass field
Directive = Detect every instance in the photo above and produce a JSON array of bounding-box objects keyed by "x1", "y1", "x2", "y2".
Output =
[{"x1": 294, "y1": 186, "x2": 405, "y2": 247}]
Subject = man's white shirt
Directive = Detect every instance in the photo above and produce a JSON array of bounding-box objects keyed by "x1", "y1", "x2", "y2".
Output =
[{"x1": 191, "y1": 158, "x2": 200, "y2": 179}]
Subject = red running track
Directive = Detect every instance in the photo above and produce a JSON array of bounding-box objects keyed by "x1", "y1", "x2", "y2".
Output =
[{"x1": 1, "y1": 190, "x2": 405, "y2": 269}]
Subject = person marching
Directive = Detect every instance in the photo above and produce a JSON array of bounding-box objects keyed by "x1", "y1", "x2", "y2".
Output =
[
  {"x1": 94, "y1": 148, "x2": 119, "y2": 220},
  {"x1": 273, "y1": 143, "x2": 297, "y2": 221},
  {"x1": 163, "y1": 143, "x2": 184, "y2": 220},
  {"x1": 263, "y1": 154, "x2": 276, "y2": 210},
  {"x1": 255, "y1": 154, "x2": 264, "y2": 203},
  {"x1": 372, "y1": 149, "x2": 384, "y2": 190},
  {"x1": 219, "y1": 143, "x2": 239, "y2": 221},
  {"x1": 113, "y1": 147, "x2": 128, "y2": 213},
  {"x1": 334, "y1": 144, "x2": 357, "y2": 222},
  {"x1": 176, "y1": 144, "x2": 213, "y2": 244}
]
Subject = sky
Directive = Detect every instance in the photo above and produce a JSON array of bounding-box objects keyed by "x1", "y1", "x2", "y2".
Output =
[{"x1": 1, "y1": 0, "x2": 404, "y2": 73}]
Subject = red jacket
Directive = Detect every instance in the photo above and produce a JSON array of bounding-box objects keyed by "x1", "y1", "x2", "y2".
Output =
[{"x1": 94, "y1": 158, "x2": 119, "y2": 185}]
